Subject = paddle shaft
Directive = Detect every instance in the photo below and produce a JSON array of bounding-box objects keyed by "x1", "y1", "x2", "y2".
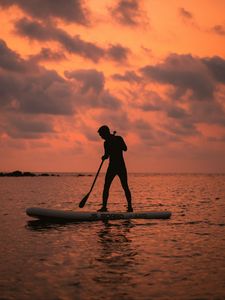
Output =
[
  {"x1": 79, "y1": 159, "x2": 104, "y2": 207},
  {"x1": 88, "y1": 159, "x2": 104, "y2": 194}
]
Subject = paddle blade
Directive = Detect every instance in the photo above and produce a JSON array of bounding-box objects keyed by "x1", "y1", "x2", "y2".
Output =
[{"x1": 79, "y1": 193, "x2": 89, "y2": 208}]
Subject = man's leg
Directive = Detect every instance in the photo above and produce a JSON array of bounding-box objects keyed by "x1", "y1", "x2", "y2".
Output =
[
  {"x1": 118, "y1": 168, "x2": 133, "y2": 212},
  {"x1": 98, "y1": 167, "x2": 115, "y2": 211}
]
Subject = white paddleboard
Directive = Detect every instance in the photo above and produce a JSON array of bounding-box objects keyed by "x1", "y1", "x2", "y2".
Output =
[{"x1": 26, "y1": 207, "x2": 172, "y2": 222}]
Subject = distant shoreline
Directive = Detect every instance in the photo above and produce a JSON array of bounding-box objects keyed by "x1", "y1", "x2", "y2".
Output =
[
  {"x1": 0, "y1": 170, "x2": 59, "y2": 177},
  {"x1": 0, "y1": 170, "x2": 93, "y2": 177}
]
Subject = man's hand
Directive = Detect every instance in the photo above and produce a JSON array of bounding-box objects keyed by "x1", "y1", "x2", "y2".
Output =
[{"x1": 101, "y1": 155, "x2": 108, "y2": 160}]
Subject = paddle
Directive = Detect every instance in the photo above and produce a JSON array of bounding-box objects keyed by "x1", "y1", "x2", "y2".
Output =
[{"x1": 79, "y1": 159, "x2": 104, "y2": 208}]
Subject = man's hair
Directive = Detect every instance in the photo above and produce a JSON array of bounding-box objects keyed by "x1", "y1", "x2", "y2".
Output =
[{"x1": 98, "y1": 125, "x2": 110, "y2": 134}]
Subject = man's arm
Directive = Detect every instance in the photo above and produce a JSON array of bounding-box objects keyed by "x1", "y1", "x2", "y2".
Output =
[
  {"x1": 120, "y1": 137, "x2": 127, "y2": 151},
  {"x1": 102, "y1": 141, "x2": 109, "y2": 160}
]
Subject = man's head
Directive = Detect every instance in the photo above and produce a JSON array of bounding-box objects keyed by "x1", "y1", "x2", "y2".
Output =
[{"x1": 98, "y1": 125, "x2": 110, "y2": 140}]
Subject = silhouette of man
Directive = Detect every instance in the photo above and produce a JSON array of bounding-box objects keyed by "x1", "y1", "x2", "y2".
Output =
[{"x1": 97, "y1": 125, "x2": 133, "y2": 212}]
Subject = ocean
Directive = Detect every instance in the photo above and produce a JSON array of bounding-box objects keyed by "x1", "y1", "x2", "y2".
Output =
[{"x1": 0, "y1": 173, "x2": 225, "y2": 300}]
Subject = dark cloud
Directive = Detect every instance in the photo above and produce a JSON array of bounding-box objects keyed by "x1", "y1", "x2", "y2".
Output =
[
  {"x1": 133, "y1": 119, "x2": 180, "y2": 146},
  {"x1": 65, "y1": 69, "x2": 121, "y2": 110},
  {"x1": 4, "y1": 115, "x2": 54, "y2": 139},
  {"x1": 134, "y1": 97, "x2": 198, "y2": 139},
  {"x1": 107, "y1": 44, "x2": 130, "y2": 62},
  {"x1": 110, "y1": 0, "x2": 146, "y2": 27},
  {"x1": 65, "y1": 69, "x2": 105, "y2": 94},
  {"x1": 131, "y1": 90, "x2": 164, "y2": 111},
  {"x1": 0, "y1": 69, "x2": 74, "y2": 115},
  {"x1": 190, "y1": 101, "x2": 225, "y2": 127},
  {"x1": 133, "y1": 89, "x2": 191, "y2": 123},
  {"x1": 133, "y1": 119, "x2": 154, "y2": 141},
  {"x1": 99, "y1": 91, "x2": 121, "y2": 110},
  {"x1": 137, "y1": 53, "x2": 225, "y2": 136},
  {"x1": 166, "y1": 106, "x2": 189, "y2": 119},
  {"x1": 0, "y1": 39, "x2": 27, "y2": 72},
  {"x1": 202, "y1": 56, "x2": 225, "y2": 83},
  {"x1": 0, "y1": 40, "x2": 124, "y2": 139},
  {"x1": 112, "y1": 70, "x2": 141, "y2": 82},
  {"x1": 20, "y1": 71, "x2": 74, "y2": 115},
  {"x1": 29, "y1": 48, "x2": 66, "y2": 62},
  {"x1": 133, "y1": 118, "x2": 151, "y2": 130},
  {"x1": 0, "y1": 0, "x2": 89, "y2": 25},
  {"x1": 15, "y1": 18, "x2": 51, "y2": 41},
  {"x1": 15, "y1": 18, "x2": 130, "y2": 63},
  {"x1": 140, "y1": 53, "x2": 214, "y2": 100},
  {"x1": 179, "y1": 7, "x2": 193, "y2": 20},
  {"x1": 164, "y1": 97, "x2": 225, "y2": 134},
  {"x1": 164, "y1": 118, "x2": 199, "y2": 137},
  {"x1": 138, "y1": 101, "x2": 161, "y2": 112},
  {"x1": 211, "y1": 25, "x2": 225, "y2": 36},
  {"x1": 178, "y1": 7, "x2": 199, "y2": 29},
  {"x1": 0, "y1": 39, "x2": 74, "y2": 115},
  {"x1": 15, "y1": 18, "x2": 104, "y2": 62}
]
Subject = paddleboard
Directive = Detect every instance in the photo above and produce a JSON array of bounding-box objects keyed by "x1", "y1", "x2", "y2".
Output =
[{"x1": 26, "y1": 207, "x2": 172, "y2": 222}]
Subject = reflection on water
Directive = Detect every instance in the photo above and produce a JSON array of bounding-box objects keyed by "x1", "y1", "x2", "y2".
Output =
[
  {"x1": 92, "y1": 222, "x2": 137, "y2": 299},
  {"x1": 1, "y1": 174, "x2": 225, "y2": 300},
  {"x1": 26, "y1": 220, "x2": 69, "y2": 231}
]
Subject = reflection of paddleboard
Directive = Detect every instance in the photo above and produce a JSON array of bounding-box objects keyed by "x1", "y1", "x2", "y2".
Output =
[{"x1": 26, "y1": 207, "x2": 172, "y2": 222}]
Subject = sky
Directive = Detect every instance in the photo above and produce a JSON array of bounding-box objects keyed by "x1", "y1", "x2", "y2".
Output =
[{"x1": 0, "y1": 0, "x2": 225, "y2": 173}]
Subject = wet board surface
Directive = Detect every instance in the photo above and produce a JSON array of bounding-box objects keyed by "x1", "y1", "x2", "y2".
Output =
[{"x1": 26, "y1": 207, "x2": 172, "y2": 222}]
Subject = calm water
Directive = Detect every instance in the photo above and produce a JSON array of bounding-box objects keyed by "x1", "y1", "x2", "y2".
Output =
[{"x1": 0, "y1": 174, "x2": 225, "y2": 300}]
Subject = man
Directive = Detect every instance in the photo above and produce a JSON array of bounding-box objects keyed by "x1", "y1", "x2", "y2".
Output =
[{"x1": 97, "y1": 125, "x2": 133, "y2": 212}]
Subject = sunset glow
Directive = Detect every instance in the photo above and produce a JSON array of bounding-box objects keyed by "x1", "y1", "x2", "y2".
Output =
[{"x1": 1, "y1": 0, "x2": 225, "y2": 172}]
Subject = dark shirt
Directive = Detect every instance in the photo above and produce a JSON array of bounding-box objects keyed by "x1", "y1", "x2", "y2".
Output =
[{"x1": 104, "y1": 135, "x2": 127, "y2": 165}]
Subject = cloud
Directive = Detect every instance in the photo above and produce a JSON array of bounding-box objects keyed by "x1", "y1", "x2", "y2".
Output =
[
  {"x1": 130, "y1": 90, "x2": 164, "y2": 111},
  {"x1": 179, "y1": 7, "x2": 193, "y2": 20},
  {"x1": 110, "y1": 0, "x2": 147, "y2": 27},
  {"x1": 0, "y1": 39, "x2": 74, "y2": 115},
  {"x1": 65, "y1": 69, "x2": 105, "y2": 94},
  {"x1": 190, "y1": 100, "x2": 225, "y2": 126},
  {"x1": 166, "y1": 105, "x2": 189, "y2": 119},
  {"x1": 131, "y1": 89, "x2": 199, "y2": 137},
  {"x1": 112, "y1": 70, "x2": 141, "y2": 82},
  {"x1": 15, "y1": 18, "x2": 130, "y2": 63},
  {"x1": 0, "y1": 40, "x2": 124, "y2": 140},
  {"x1": 107, "y1": 44, "x2": 130, "y2": 62},
  {"x1": 178, "y1": 7, "x2": 200, "y2": 29},
  {"x1": 0, "y1": 39, "x2": 122, "y2": 114},
  {"x1": 65, "y1": 69, "x2": 121, "y2": 109},
  {"x1": 15, "y1": 17, "x2": 104, "y2": 62},
  {"x1": 132, "y1": 119, "x2": 181, "y2": 146},
  {"x1": 2, "y1": 115, "x2": 54, "y2": 139},
  {"x1": 0, "y1": 69, "x2": 75, "y2": 115},
  {"x1": 29, "y1": 48, "x2": 66, "y2": 62},
  {"x1": 163, "y1": 118, "x2": 199, "y2": 137},
  {"x1": 0, "y1": 39, "x2": 27, "y2": 72},
  {"x1": 211, "y1": 25, "x2": 225, "y2": 36},
  {"x1": 99, "y1": 91, "x2": 121, "y2": 110},
  {"x1": 136, "y1": 53, "x2": 225, "y2": 138},
  {"x1": 0, "y1": 0, "x2": 89, "y2": 25},
  {"x1": 140, "y1": 53, "x2": 214, "y2": 100},
  {"x1": 202, "y1": 56, "x2": 225, "y2": 83}
]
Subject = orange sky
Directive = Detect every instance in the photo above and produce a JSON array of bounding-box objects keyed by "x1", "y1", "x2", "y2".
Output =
[{"x1": 0, "y1": 0, "x2": 225, "y2": 172}]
